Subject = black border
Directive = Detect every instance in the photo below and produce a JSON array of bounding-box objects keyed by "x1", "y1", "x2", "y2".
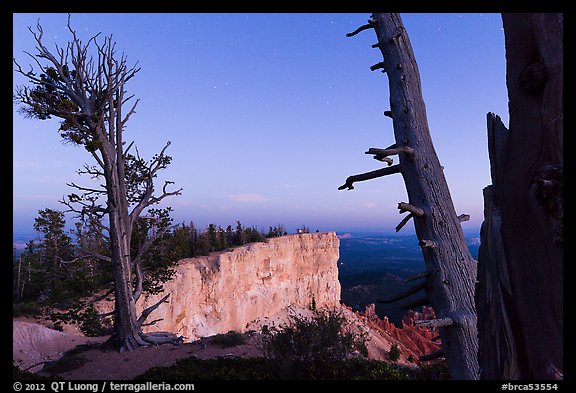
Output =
[{"x1": 6, "y1": 1, "x2": 571, "y2": 390}]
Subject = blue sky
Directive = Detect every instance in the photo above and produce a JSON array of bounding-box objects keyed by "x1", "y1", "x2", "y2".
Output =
[{"x1": 13, "y1": 13, "x2": 508, "y2": 239}]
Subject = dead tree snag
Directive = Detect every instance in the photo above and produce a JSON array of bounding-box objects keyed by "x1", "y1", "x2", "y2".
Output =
[
  {"x1": 477, "y1": 13, "x2": 563, "y2": 379},
  {"x1": 340, "y1": 13, "x2": 479, "y2": 379}
]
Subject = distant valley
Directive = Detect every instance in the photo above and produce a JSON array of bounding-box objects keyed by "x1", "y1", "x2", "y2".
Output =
[{"x1": 337, "y1": 232, "x2": 480, "y2": 325}]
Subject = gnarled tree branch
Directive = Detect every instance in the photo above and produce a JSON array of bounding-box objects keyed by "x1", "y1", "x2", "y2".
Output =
[
  {"x1": 346, "y1": 21, "x2": 375, "y2": 37},
  {"x1": 137, "y1": 293, "x2": 171, "y2": 329},
  {"x1": 338, "y1": 165, "x2": 401, "y2": 190}
]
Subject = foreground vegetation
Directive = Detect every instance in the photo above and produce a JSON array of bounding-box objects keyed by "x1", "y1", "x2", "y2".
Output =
[
  {"x1": 136, "y1": 357, "x2": 449, "y2": 380},
  {"x1": 137, "y1": 308, "x2": 448, "y2": 380},
  {"x1": 14, "y1": 306, "x2": 449, "y2": 381},
  {"x1": 13, "y1": 358, "x2": 448, "y2": 381},
  {"x1": 136, "y1": 308, "x2": 450, "y2": 380}
]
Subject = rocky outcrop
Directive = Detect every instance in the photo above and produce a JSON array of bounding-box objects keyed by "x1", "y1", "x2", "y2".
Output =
[
  {"x1": 119, "y1": 233, "x2": 340, "y2": 341},
  {"x1": 354, "y1": 304, "x2": 441, "y2": 364},
  {"x1": 13, "y1": 320, "x2": 105, "y2": 372}
]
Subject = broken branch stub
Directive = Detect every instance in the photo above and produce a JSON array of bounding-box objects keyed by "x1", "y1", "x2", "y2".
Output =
[
  {"x1": 414, "y1": 317, "x2": 454, "y2": 329},
  {"x1": 398, "y1": 202, "x2": 424, "y2": 217},
  {"x1": 419, "y1": 349, "x2": 446, "y2": 361},
  {"x1": 370, "y1": 62, "x2": 386, "y2": 72},
  {"x1": 375, "y1": 155, "x2": 394, "y2": 165},
  {"x1": 419, "y1": 239, "x2": 438, "y2": 248},
  {"x1": 457, "y1": 214, "x2": 470, "y2": 222},
  {"x1": 366, "y1": 146, "x2": 415, "y2": 157},
  {"x1": 346, "y1": 22, "x2": 375, "y2": 38},
  {"x1": 338, "y1": 165, "x2": 400, "y2": 190}
]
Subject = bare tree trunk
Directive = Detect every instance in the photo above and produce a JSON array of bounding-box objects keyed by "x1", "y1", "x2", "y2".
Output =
[
  {"x1": 477, "y1": 13, "x2": 563, "y2": 379},
  {"x1": 16, "y1": 254, "x2": 23, "y2": 302},
  {"x1": 107, "y1": 193, "x2": 146, "y2": 350},
  {"x1": 342, "y1": 13, "x2": 479, "y2": 379}
]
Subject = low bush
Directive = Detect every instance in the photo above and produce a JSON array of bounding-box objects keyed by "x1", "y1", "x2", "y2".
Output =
[
  {"x1": 41, "y1": 354, "x2": 88, "y2": 375},
  {"x1": 136, "y1": 356, "x2": 448, "y2": 380},
  {"x1": 13, "y1": 302, "x2": 42, "y2": 317},
  {"x1": 136, "y1": 357, "x2": 274, "y2": 380},
  {"x1": 261, "y1": 307, "x2": 368, "y2": 379},
  {"x1": 211, "y1": 331, "x2": 247, "y2": 347}
]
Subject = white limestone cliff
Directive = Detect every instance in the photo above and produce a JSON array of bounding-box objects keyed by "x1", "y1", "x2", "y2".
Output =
[{"x1": 131, "y1": 232, "x2": 340, "y2": 341}]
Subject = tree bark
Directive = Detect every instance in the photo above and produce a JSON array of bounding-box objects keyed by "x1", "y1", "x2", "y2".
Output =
[
  {"x1": 477, "y1": 180, "x2": 520, "y2": 379},
  {"x1": 477, "y1": 13, "x2": 563, "y2": 379},
  {"x1": 362, "y1": 13, "x2": 479, "y2": 379}
]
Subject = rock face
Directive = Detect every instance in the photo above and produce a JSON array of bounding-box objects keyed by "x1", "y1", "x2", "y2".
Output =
[
  {"x1": 134, "y1": 232, "x2": 340, "y2": 341},
  {"x1": 353, "y1": 304, "x2": 441, "y2": 364}
]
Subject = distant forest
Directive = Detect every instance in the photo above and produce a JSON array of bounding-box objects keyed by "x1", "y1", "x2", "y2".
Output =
[{"x1": 12, "y1": 207, "x2": 296, "y2": 314}]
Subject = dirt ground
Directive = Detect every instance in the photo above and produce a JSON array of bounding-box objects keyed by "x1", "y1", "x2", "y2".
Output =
[
  {"x1": 13, "y1": 304, "x2": 411, "y2": 380},
  {"x1": 51, "y1": 333, "x2": 265, "y2": 380},
  {"x1": 14, "y1": 318, "x2": 264, "y2": 380}
]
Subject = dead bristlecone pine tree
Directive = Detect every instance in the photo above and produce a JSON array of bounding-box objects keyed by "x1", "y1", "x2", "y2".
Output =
[
  {"x1": 477, "y1": 13, "x2": 563, "y2": 380},
  {"x1": 339, "y1": 13, "x2": 478, "y2": 379},
  {"x1": 14, "y1": 17, "x2": 183, "y2": 351}
]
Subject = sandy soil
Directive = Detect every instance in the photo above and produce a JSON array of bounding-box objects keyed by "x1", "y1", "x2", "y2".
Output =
[{"x1": 13, "y1": 316, "x2": 267, "y2": 380}]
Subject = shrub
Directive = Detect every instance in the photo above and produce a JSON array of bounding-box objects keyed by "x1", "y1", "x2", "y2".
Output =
[
  {"x1": 136, "y1": 356, "x2": 430, "y2": 380},
  {"x1": 136, "y1": 357, "x2": 274, "y2": 380},
  {"x1": 48, "y1": 304, "x2": 112, "y2": 337},
  {"x1": 413, "y1": 361, "x2": 451, "y2": 380},
  {"x1": 261, "y1": 307, "x2": 368, "y2": 379},
  {"x1": 389, "y1": 344, "x2": 401, "y2": 362},
  {"x1": 13, "y1": 302, "x2": 42, "y2": 317},
  {"x1": 78, "y1": 306, "x2": 113, "y2": 337},
  {"x1": 211, "y1": 331, "x2": 247, "y2": 347},
  {"x1": 42, "y1": 354, "x2": 88, "y2": 375}
]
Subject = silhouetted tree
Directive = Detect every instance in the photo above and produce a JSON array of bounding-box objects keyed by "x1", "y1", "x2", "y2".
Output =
[
  {"x1": 225, "y1": 225, "x2": 234, "y2": 247},
  {"x1": 33, "y1": 208, "x2": 74, "y2": 269},
  {"x1": 267, "y1": 225, "x2": 286, "y2": 238},
  {"x1": 207, "y1": 224, "x2": 218, "y2": 252},
  {"x1": 217, "y1": 226, "x2": 228, "y2": 250},
  {"x1": 340, "y1": 13, "x2": 478, "y2": 379},
  {"x1": 13, "y1": 241, "x2": 42, "y2": 303},
  {"x1": 477, "y1": 13, "x2": 563, "y2": 380},
  {"x1": 14, "y1": 16, "x2": 182, "y2": 350},
  {"x1": 235, "y1": 221, "x2": 247, "y2": 246},
  {"x1": 195, "y1": 231, "x2": 211, "y2": 256},
  {"x1": 189, "y1": 221, "x2": 197, "y2": 257},
  {"x1": 170, "y1": 223, "x2": 193, "y2": 260}
]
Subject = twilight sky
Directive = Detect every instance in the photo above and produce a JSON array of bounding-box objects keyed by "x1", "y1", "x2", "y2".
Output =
[{"x1": 13, "y1": 13, "x2": 508, "y2": 239}]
